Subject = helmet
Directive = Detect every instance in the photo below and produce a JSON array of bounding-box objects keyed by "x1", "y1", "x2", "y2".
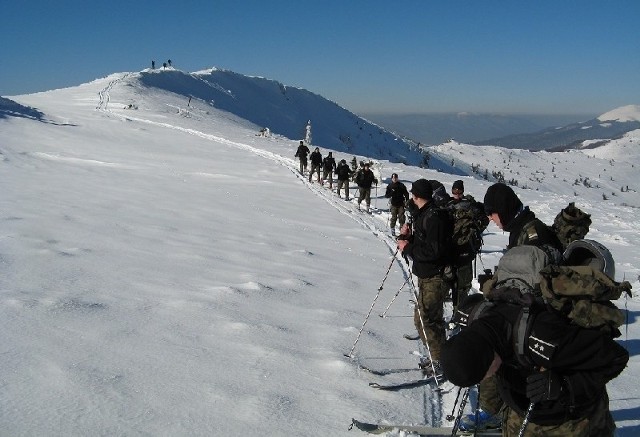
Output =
[{"x1": 563, "y1": 239, "x2": 615, "y2": 279}]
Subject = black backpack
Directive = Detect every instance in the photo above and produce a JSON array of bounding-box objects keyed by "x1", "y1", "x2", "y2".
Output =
[{"x1": 454, "y1": 244, "x2": 631, "y2": 368}]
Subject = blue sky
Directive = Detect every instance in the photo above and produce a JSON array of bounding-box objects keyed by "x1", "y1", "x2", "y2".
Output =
[{"x1": 2, "y1": 1, "x2": 639, "y2": 116}]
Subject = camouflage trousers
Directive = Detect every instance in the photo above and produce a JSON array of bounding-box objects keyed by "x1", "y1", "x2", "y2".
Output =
[
  {"x1": 453, "y1": 261, "x2": 473, "y2": 308},
  {"x1": 358, "y1": 188, "x2": 372, "y2": 208},
  {"x1": 479, "y1": 375, "x2": 504, "y2": 415},
  {"x1": 337, "y1": 180, "x2": 350, "y2": 199},
  {"x1": 298, "y1": 158, "x2": 307, "y2": 175},
  {"x1": 322, "y1": 169, "x2": 334, "y2": 187},
  {"x1": 414, "y1": 275, "x2": 450, "y2": 361},
  {"x1": 502, "y1": 391, "x2": 616, "y2": 437},
  {"x1": 389, "y1": 205, "x2": 406, "y2": 229},
  {"x1": 309, "y1": 164, "x2": 321, "y2": 182}
]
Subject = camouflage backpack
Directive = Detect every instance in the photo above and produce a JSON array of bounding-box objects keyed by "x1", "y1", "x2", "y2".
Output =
[
  {"x1": 451, "y1": 199, "x2": 490, "y2": 263},
  {"x1": 425, "y1": 180, "x2": 489, "y2": 263},
  {"x1": 457, "y1": 241, "x2": 631, "y2": 368},
  {"x1": 538, "y1": 239, "x2": 632, "y2": 335},
  {"x1": 551, "y1": 202, "x2": 592, "y2": 250},
  {"x1": 481, "y1": 241, "x2": 631, "y2": 334}
]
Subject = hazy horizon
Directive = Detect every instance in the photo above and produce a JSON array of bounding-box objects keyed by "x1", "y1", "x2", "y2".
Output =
[{"x1": 361, "y1": 112, "x2": 596, "y2": 145}]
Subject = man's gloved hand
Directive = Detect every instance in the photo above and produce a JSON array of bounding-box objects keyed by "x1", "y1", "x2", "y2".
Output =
[{"x1": 526, "y1": 370, "x2": 563, "y2": 403}]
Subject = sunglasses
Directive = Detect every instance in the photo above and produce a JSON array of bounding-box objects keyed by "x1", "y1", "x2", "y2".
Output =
[{"x1": 452, "y1": 190, "x2": 463, "y2": 195}]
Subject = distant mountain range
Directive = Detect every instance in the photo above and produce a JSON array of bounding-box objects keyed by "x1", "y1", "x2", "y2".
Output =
[
  {"x1": 474, "y1": 105, "x2": 640, "y2": 151},
  {"x1": 362, "y1": 112, "x2": 592, "y2": 145}
]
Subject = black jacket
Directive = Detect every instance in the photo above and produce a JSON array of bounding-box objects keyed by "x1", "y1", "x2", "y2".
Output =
[
  {"x1": 336, "y1": 162, "x2": 352, "y2": 181},
  {"x1": 471, "y1": 302, "x2": 628, "y2": 425},
  {"x1": 356, "y1": 169, "x2": 377, "y2": 189},
  {"x1": 309, "y1": 150, "x2": 323, "y2": 166},
  {"x1": 323, "y1": 156, "x2": 336, "y2": 172},
  {"x1": 403, "y1": 202, "x2": 453, "y2": 278},
  {"x1": 295, "y1": 144, "x2": 310, "y2": 159},
  {"x1": 385, "y1": 181, "x2": 409, "y2": 207}
]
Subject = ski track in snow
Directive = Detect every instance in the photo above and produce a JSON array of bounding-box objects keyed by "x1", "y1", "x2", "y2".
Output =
[{"x1": 96, "y1": 79, "x2": 442, "y2": 426}]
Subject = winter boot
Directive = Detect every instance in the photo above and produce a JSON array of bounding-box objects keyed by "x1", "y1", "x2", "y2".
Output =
[
  {"x1": 459, "y1": 410, "x2": 502, "y2": 432},
  {"x1": 421, "y1": 360, "x2": 444, "y2": 379}
]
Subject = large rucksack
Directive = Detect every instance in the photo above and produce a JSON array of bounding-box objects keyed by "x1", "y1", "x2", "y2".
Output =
[
  {"x1": 451, "y1": 199, "x2": 490, "y2": 263},
  {"x1": 456, "y1": 241, "x2": 631, "y2": 367},
  {"x1": 427, "y1": 180, "x2": 451, "y2": 207},
  {"x1": 411, "y1": 202, "x2": 456, "y2": 272},
  {"x1": 551, "y1": 202, "x2": 592, "y2": 250},
  {"x1": 426, "y1": 180, "x2": 489, "y2": 264}
]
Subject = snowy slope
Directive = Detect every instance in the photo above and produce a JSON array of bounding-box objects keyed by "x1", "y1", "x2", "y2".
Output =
[
  {"x1": 1, "y1": 73, "x2": 639, "y2": 436},
  {"x1": 598, "y1": 105, "x2": 640, "y2": 123}
]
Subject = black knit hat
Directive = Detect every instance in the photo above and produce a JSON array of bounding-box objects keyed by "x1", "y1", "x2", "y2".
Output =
[
  {"x1": 410, "y1": 179, "x2": 433, "y2": 200},
  {"x1": 483, "y1": 183, "x2": 523, "y2": 228},
  {"x1": 452, "y1": 180, "x2": 464, "y2": 192},
  {"x1": 441, "y1": 328, "x2": 496, "y2": 387}
]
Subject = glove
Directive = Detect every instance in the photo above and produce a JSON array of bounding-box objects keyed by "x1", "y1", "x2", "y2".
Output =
[{"x1": 526, "y1": 370, "x2": 563, "y2": 403}]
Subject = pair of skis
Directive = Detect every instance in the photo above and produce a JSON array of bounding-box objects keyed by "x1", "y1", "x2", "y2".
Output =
[
  {"x1": 358, "y1": 362, "x2": 441, "y2": 391},
  {"x1": 349, "y1": 418, "x2": 502, "y2": 436}
]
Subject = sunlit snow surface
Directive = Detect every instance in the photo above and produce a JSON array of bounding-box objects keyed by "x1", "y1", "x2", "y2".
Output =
[{"x1": 1, "y1": 72, "x2": 639, "y2": 435}]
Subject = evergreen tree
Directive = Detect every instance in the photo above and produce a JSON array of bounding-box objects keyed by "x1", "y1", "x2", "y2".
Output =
[{"x1": 304, "y1": 120, "x2": 312, "y2": 145}]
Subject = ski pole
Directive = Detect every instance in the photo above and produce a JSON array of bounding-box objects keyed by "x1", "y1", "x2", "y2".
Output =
[
  {"x1": 375, "y1": 184, "x2": 378, "y2": 209},
  {"x1": 473, "y1": 383, "x2": 482, "y2": 437},
  {"x1": 518, "y1": 402, "x2": 534, "y2": 437},
  {"x1": 446, "y1": 386, "x2": 464, "y2": 421},
  {"x1": 451, "y1": 386, "x2": 470, "y2": 436},
  {"x1": 378, "y1": 276, "x2": 409, "y2": 318},
  {"x1": 345, "y1": 248, "x2": 399, "y2": 357}
]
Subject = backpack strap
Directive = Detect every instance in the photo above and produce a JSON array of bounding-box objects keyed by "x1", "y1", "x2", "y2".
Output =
[
  {"x1": 454, "y1": 300, "x2": 494, "y2": 328},
  {"x1": 523, "y1": 220, "x2": 539, "y2": 242}
]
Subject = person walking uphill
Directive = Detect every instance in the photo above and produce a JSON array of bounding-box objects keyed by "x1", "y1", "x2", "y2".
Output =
[
  {"x1": 322, "y1": 152, "x2": 337, "y2": 188},
  {"x1": 294, "y1": 141, "x2": 310, "y2": 175},
  {"x1": 397, "y1": 179, "x2": 453, "y2": 372},
  {"x1": 308, "y1": 147, "x2": 323, "y2": 183},
  {"x1": 385, "y1": 173, "x2": 409, "y2": 236},
  {"x1": 355, "y1": 162, "x2": 378, "y2": 212},
  {"x1": 335, "y1": 159, "x2": 353, "y2": 200}
]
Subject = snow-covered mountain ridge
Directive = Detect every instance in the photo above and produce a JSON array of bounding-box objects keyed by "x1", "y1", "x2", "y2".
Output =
[
  {"x1": 599, "y1": 105, "x2": 640, "y2": 123},
  {"x1": 1, "y1": 68, "x2": 639, "y2": 436}
]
